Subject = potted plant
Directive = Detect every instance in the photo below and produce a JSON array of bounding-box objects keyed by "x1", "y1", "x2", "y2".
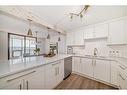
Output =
[{"x1": 34, "y1": 48, "x2": 40, "y2": 55}]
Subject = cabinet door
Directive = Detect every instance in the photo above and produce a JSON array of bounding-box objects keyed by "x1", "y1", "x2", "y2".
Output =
[
  {"x1": 45, "y1": 63, "x2": 56, "y2": 89},
  {"x1": 56, "y1": 60, "x2": 64, "y2": 85},
  {"x1": 81, "y1": 58, "x2": 93, "y2": 77},
  {"x1": 94, "y1": 23, "x2": 108, "y2": 38},
  {"x1": 84, "y1": 27, "x2": 94, "y2": 39},
  {"x1": 3, "y1": 80, "x2": 23, "y2": 90},
  {"x1": 24, "y1": 66, "x2": 45, "y2": 89},
  {"x1": 118, "y1": 73, "x2": 127, "y2": 89},
  {"x1": 45, "y1": 60, "x2": 63, "y2": 89},
  {"x1": 74, "y1": 30, "x2": 84, "y2": 45},
  {"x1": 73, "y1": 57, "x2": 82, "y2": 73},
  {"x1": 94, "y1": 60, "x2": 110, "y2": 83},
  {"x1": 111, "y1": 61, "x2": 118, "y2": 86},
  {"x1": 66, "y1": 32, "x2": 74, "y2": 46},
  {"x1": 2, "y1": 77, "x2": 23, "y2": 89},
  {"x1": 108, "y1": 19, "x2": 125, "y2": 44}
]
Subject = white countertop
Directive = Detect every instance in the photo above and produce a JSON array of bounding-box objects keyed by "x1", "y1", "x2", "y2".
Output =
[
  {"x1": 0, "y1": 53, "x2": 127, "y2": 79},
  {"x1": 0, "y1": 54, "x2": 71, "y2": 79},
  {"x1": 72, "y1": 54, "x2": 127, "y2": 67}
]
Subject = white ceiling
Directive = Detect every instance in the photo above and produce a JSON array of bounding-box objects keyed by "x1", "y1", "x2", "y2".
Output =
[{"x1": 21, "y1": 6, "x2": 127, "y2": 32}]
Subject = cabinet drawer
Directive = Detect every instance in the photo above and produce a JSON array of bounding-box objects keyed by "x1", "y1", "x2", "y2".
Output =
[
  {"x1": 118, "y1": 73, "x2": 127, "y2": 89},
  {"x1": 0, "y1": 67, "x2": 38, "y2": 88},
  {"x1": 118, "y1": 65, "x2": 127, "y2": 89}
]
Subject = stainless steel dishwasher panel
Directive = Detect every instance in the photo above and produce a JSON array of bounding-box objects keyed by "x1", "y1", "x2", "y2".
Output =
[{"x1": 64, "y1": 57, "x2": 72, "y2": 79}]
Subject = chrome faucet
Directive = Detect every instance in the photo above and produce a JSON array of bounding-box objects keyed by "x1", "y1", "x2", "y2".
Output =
[{"x1": 94, "y1": 48, "x2": 98, "y2": 56}]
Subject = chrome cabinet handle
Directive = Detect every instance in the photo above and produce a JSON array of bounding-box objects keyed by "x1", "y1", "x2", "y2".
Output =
[
  {"x1": 119, "y1": 74, "x2": 125, "y2": 80},
  {"x1": 94, "y1": 60, "x2": 96, "y2": 66},
  {"x1": 7, "y1": 71, "x2": 36, "y2": 82},
  {"x1": 92, "y1": 60, "x2": 93, "y2": 66},
  {"x1": 119, "y1": 65, "x2": 126, "y2": 70},
  {"x1": 58, "y1": 67, "x2": 59, "y2": 75},
  {"x1": 19, "y1": 84, "x2": 22, "y2": 90},
  {"x1": 55, "y1": 68, "x2": 57, "y2": 76},
  {"x1": 26, "y1": 81, "x2": 29, "y2": 90}
]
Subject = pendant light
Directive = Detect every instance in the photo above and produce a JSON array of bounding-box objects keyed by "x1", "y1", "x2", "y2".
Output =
[
  {"x1": 27, "y1": 19, "x2": 33, "y2": 36},
  {"x1": 35, "y1": 31, "x2": 38, "y2": 45},
  {"x1": 47, "y1": 27, "x2": 50, "y2": 39},
  {"x1": 58, "y1": 32, "x2": 61, "y2": 41}
]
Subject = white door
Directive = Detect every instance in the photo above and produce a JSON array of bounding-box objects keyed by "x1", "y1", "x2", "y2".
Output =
[
  {"x1": 81, "y1": 58, "x2": 93, "y2": 77},
  {"x1": 24, "y1": 66, "x2": 45, "y2": 89},
  {"x1": 73, "y1": 57, "x2": 82, "y2": 73},
  {"x1": 74, "y1": 30, "x2": 84, "y2": 45},
  {"x1": 94, "y1": 23, "x2": 108, "y2": 38},
  {"x1": 94, "y1": 59, "x2": 110, "y2": 83},
  {"x1": 108, "y1": 19, "x2": 125, "y2": 44}
]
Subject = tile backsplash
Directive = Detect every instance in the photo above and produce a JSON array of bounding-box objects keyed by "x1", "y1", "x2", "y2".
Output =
[{"x1": 73, "y1": 39, "x2": 127, "y2": 58}]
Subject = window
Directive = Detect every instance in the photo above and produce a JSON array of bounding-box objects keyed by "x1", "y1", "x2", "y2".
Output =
[{"x1": 8, "y1": 33, "x2": 37, "y2": 59}]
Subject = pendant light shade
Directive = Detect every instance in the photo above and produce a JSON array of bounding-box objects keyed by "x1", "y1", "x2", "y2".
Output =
[
  {"x1": 58, "y1": 37, "x2": 61, "y2": 41},
  {"x1": 47, "y1": 27, "x2": 50, "y2": 39},
  {"x1": 27, "y1": 28, "x2": 33, "y2": 36},
  {"x1": 47, "y1": 33, "x2": 50, "y2": 39},
  {"x1": 27, "y1": 19, "x2": 33, "y2": 36},
  {"x1": 58, "y1": 32, "x2": 61, "y2": 41}
]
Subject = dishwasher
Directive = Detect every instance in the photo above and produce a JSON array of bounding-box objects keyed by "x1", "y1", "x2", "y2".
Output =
[{"x1": 64, "y1": 57, "x2": 72, "y2": 79}]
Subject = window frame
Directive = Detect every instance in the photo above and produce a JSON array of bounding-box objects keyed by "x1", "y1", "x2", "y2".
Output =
[{"x1": 8, "y1": 33, "x2": 37, "y2": 60}]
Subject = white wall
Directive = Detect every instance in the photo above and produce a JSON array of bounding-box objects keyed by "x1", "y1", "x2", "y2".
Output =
[
  {"x1": 73, "y1": 39, "x2": 127, "y2": 58},
  {"x1": 0, "y1": 12, "x2": 66, "y2": 60},
  {"x1": 0, "y1": 31, "x2": 8, "y2": 60},
  {"x1": 0, "y1": 12, "x2": 48, "y2": 60},
  {"x1": 45, "y1": 32, "x2": 66, "y2": 54}
]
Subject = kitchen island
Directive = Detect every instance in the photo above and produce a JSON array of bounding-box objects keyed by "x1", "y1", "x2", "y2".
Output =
[{"x1": 0, "y1": 54, "x2": 71, "y2": 89}]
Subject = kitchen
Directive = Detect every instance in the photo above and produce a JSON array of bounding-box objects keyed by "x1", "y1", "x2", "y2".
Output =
[{"x1": 0, "y1": 5, "x2": 127, "y2": 90}]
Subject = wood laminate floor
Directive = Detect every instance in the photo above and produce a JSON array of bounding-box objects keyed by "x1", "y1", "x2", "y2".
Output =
[{"x1": 55, "y1": 74, "x2": 117, "y2": 89}]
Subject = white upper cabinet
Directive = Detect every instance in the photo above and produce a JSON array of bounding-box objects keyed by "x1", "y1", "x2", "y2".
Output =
[
  {"x1": 67, "y1": 16, "x2": 127, "y2": 45},
  {"x1": 84, "y1": 26, "x2": 94, "y2": 39},
  {"x1": 66, "y1": 30, "x2": 84, "y2": 46},
  {"x1": 74, "y1": 30, "x2": 84, "y2": 45},
  {"x1": 108, "y1": 18, "x2": 126, "y2": 45},
  {"x1": 94, "y1": 23, "x2": 108, "y2": 38},
  {"x1": 66, "y1": 32, "x2": 74, "y2": 46}
]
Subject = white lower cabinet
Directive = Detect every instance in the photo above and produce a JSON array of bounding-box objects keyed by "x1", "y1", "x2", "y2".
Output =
[
  {"x1": 0, "y1": 59, "x2": 64, "y2": 89},
  {"x1": 81, "y1": 58, "x2": 93, "y2": 77},
  {"x1": 45, "y1": 60, "x2": 64, "y2": 89},
  {"x1": 110, "y1": 61, "x2": 118, "y2": 86},
  {"x1": 23, "y1": 66, "x2": 45, "y2": 89},
  {"x1": 94, "y1": 60, "x2": 110, "y2": 83},
  {"x1": 72, "y1": 57, "x2": 82, "y2": 73},
  {"x1": 118, "y1": 64, "x2": 127, "y2": 89},
  {"x1": 1, "y1": 66, "x2": 44, "y2": 89},
  {"x1": 1, "y1": 77, "x2": 24, "y2": 89},
  {"x1": 73, "y1": 57, "x2": 115, "y2": 86}
]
